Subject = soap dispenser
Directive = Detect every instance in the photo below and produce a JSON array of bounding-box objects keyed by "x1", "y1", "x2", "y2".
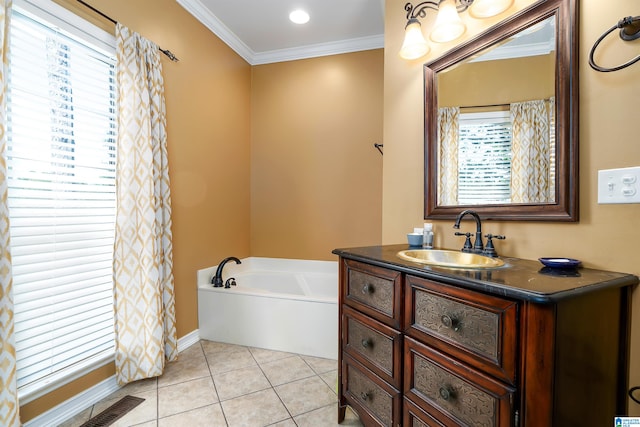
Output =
[{"x1": 423, "y1": 223, "x2": 434, "y2": 249}]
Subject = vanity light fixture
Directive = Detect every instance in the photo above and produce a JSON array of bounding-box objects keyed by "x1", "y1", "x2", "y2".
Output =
[{"x1": 399, "y1": 0, "x2": 514, "y2": 60}]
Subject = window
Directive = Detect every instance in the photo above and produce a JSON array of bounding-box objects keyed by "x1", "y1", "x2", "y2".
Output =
[
  {"x1": 458, "y1": 110, "x2": 512, "y2": 205},
  {"x1": 7, "y1": 0, "x2": 117, "y2": 402}
]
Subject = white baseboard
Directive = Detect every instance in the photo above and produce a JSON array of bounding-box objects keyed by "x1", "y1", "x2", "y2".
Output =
[
  {"x1": 24, "y1": 330, "x2": 201, "y2": 427},
  {"x1": 177, "y1": 329, "x2": 201, "y2": 352}
]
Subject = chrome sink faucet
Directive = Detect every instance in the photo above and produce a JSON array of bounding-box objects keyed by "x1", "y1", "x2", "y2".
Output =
[{"x1": 453, "y1": 209, "x2": 484, "y2": 253}]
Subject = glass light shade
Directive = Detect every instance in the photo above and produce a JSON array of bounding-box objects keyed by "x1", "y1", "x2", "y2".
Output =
[
  {"x1": 399, "y1": 19, "x2": 430, "y2": 59},
  {"x1": 430, "y1": 0, "x2": 466, "y2": 43},
  {"x1": 469, "y1": 0, "x2": 514, "y2": 19},
  {"x1": 289, "y1": 9, "x2": 310, "y2": 24}
]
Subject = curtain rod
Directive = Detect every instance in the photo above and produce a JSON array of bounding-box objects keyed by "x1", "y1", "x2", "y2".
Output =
[
  {"x1": 459, "y1": 103, "x2": 510, "y2": 109},
  {"x1": 76, "y1": 0, "x2": 179, "y2": 62}
]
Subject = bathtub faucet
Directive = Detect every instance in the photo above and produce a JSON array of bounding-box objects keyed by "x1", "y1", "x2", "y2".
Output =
[{"x1": 212, "y1": 256, "x2": 241, "y2": 288}]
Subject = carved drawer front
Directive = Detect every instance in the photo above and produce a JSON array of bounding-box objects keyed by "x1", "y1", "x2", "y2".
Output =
[
  {"x1": 405, "y1": 337, "x2": 515, "y2": 427},
  {"x1": 343, "y1": 305, "x2": 402, "y2": 388},
  {"x1": 404, "y1": 397, "x2": 447, "y2": 427},
  {"x1": 343, "y1": 259, "x2": 402, "y2": 328},
  {"x1": 405, "y1": 275, "x2": 518, "y2": 383},
  {"x1": 343, "y1": 355, "x2": 401, "y2": 427}
]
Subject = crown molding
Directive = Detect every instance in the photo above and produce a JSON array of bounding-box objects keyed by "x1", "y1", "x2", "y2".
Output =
[
  {"x1": 176, "y1": 0, "x2": 254, "y2": 62},
  {"x1": 471, "y1": 40, "x2": 554, "y2": 62},
  {"x1": 176, "y1": 0, "x2": 384, "y2": 65},
  {"x1": 252, "y1": 34, "x2": 384, "y2": 65}
]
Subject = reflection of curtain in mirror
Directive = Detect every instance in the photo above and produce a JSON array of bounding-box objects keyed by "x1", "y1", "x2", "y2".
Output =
[
  {"x1": 438, "y1": 107, "x2": 460, "y2": 205},
  {"x1": 510, "y1": 98, "x2": 554, "y2": 203}
]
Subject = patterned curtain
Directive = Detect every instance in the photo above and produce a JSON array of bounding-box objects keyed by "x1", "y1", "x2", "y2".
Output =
[
  {"x1": 114, "y1": 24, "x2": 177, "y2": 385},
  {"x1": 437, "y1": 107, "x2": 460, "y2": 206},
  {"x1": 510, "y1": 98, "x2": 553, "y2": 203},
  {"x1": 0, "y1": 1, "x2": 20, "y2": 425}
]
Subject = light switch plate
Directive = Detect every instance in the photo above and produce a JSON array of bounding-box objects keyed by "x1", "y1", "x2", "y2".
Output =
[{"x1": 598, "y1": 166, "x2": 640, "y2": 204}]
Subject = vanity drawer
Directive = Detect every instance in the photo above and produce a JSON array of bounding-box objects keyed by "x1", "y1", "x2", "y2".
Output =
[
  {"x1": 343, "y1": 259, "x2": 402, "y2": 328},
  {"x1": 342, "y1": 305, "x2": 402, "y2": 388},
  {"x1": 405, "y1": 337, "x2": 515, "y2": 427},
  {"x1": 405, "y1": 275, "x2": 518, "y2": 383},
  {"x1": 342, "y1": 354, "x2": 401, "y2": 427},
  {"x1": 403, "y1": 397, "x2": 447, "y2": 427}
]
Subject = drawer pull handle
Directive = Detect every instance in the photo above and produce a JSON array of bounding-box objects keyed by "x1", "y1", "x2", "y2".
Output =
[
  {"x1": 439, "y1": 386, "x2": 456, "y2": 401},
  {"x1": 362, "y1": 283, "x2": 375, "y2": 294},
  {"x1": 441, "y1": 314, "x2": 461, "y2": 332},
  {"x1": 361, "y1": 338, "x2": 373, "y2": 349},
  {"x1": 360, "y1": 391, "x2": 371, "y2": 401}
]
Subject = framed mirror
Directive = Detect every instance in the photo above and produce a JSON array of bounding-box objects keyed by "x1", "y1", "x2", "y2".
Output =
[{"x1": 424, "y1": 0, "x2": 578, "y2": 221}]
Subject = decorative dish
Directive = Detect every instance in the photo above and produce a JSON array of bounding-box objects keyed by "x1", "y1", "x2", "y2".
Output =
[{"x1": 538, "y1": 257, "x2": 582, "y2": 269}]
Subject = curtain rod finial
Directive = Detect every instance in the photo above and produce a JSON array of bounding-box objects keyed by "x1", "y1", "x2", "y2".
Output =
[{"x1": 159, "y1": 48, "x2": 179, "y2": 62}]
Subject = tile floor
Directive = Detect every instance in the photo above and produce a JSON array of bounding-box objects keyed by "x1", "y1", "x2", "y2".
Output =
[{"x1": 58, "y1": 340, "x2": 363, "y2": 427}]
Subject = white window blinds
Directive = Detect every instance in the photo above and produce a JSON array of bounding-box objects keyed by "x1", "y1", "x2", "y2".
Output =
[
  {"x1": 458, "y1": 111, "x2": 512, "y2": 205},
  {"x1": 7, "y1": 1, "x2": 117, "y2": 402}
]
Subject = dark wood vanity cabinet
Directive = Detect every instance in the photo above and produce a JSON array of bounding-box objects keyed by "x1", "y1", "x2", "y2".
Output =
[
  {"x1": 335, "y1": 249, "x2": 637, "y2": 427},
  {"x1": 339, "y1": 259, "x2": 403, "y2": 426}
]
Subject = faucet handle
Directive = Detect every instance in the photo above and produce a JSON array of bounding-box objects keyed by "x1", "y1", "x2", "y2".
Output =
[
  {"x1": 455, "y1": 232, "x2": 474, "y2": 253},
  {"x1": 483, "y1": 234, "x2": 505, "y2": 257}
]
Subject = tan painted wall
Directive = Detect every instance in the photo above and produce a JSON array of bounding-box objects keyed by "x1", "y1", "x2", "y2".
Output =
[
  {"x1": 439, "y1": 54, "x2": 555, "y2": 107},
  {"x1": 21, "y1": 0, "x2": 251, "y2": 421},
  {"x1": 383, "y1": 0, "x2": 640, "y2": 415},
  {"x1": 251, "y1": 51, "x2": 384, "y2": 261}
]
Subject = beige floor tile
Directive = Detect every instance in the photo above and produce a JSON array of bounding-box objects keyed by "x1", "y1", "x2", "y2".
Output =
[
  {"x1": 201, "y1": 340, "x2": 247, "y2": 357},
  {"x1": 158, "y1": 403, "x2": 226, "y2": 427},
  {"x1": 158, "y1": 347, "x2": 210, "y2": 388},
  {"x1": 249, "y1": 346, "x2": 294, "y2": 364},
  {"x1": 319, "y1": 370, "x2": 338, "y2": 394},
  {"x1": 158, "y1": 376, "x2": 218, "y2": 418},
  {"x1": 206, "y1": 347, "x2": 258, "y2": 375},
  {"x1": 220, "y1": 388, "x2": 290, "y2": 427},
  {"x1": 108, "y1": 377, "x2": 158, "y2": 401},
  {"x1": 91, "y1": 389, "x2": 157, "y2": 427},
  {"x1": 260, "y1": 355, "x2": 315, "y2": 386},
  {"x1": 269, "y1": 419, "x2": 297, "y2": 426},
  {"x1": 301, "y1": 355, "x2": 338, "y2": 374},
  {"x1": 213, "y1": 365, "x2": 271, "y2": 401},
  {"x1": 294, "y1": 404, "x2": 364, "y2": 427},
  {"x1": 58, "y1": 341, "x2": 350, "y2": 426},
  {"x1": 274, "y1": 376, "x2": 337, "y2": 416}
]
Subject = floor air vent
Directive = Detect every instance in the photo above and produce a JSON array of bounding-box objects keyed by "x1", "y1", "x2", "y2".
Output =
[{"x1": 79, "y1": 395, "x2": 145, "y2": 427}]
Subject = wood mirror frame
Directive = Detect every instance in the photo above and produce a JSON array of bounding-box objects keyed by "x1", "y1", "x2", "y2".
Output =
[{"x1": 424, "y1": 0, "x2": 578, "y2": 221}]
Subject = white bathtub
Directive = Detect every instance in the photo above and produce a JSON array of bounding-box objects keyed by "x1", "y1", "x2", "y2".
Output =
[{"x1": 197, "y1": 257, "x2": 338, "y2": 359}]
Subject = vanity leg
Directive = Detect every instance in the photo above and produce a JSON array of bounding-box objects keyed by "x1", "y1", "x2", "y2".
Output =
[{"x1": 338, "y1": 403, "x2": 346, "y2": 423}]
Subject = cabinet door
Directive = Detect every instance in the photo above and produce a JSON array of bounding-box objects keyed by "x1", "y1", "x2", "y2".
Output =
[
  {"x1": 404, "y1": 337, "x2": 516, "y2": 427},
  {"x1": 405, "y1": 275, "x2": 518, "y2": 384}
]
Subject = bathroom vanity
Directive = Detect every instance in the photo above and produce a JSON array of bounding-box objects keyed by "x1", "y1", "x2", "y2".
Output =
[{"x1": 333, "y1": 244, "x2": 638, "y2": 426}]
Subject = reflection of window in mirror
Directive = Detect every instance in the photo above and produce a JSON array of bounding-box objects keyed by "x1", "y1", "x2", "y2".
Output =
[
  {"x1": 457, "y1": 110, "x2": 512, "y2": 205},
  {"x1": 438, "y1": 103, "x2": 555, "y2": 206}
]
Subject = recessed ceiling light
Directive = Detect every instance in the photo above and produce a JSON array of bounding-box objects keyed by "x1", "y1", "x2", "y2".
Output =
[{"x1": 289, "y1": 9, "x2": 310, "y2": 24}]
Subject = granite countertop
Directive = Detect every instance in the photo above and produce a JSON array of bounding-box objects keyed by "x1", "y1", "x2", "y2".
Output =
[{"x1": 332, "y1": 244, "x2": 639, "y2": 303}]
